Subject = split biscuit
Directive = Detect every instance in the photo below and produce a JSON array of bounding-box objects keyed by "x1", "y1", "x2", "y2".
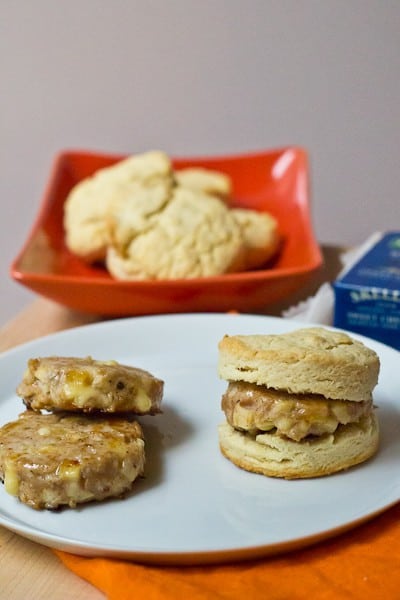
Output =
[
  {"x1": 218, "y1": 327, "x2": 380, "y2": 402},
  {"x1": 218, "y1": 327, "x2": 380, "y2": 479},
  {"x1": 218, "y1": 414, "x2": 379, "y2": 479}
]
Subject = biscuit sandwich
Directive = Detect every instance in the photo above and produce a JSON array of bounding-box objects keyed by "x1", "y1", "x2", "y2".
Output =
[{"x1": 218, "y1": 327, "x2": 380, "y2": 479}]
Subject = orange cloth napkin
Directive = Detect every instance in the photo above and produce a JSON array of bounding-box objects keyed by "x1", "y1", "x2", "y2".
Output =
[{"x1": 55, "y1": 502, "x2": 400, "y2": 600}]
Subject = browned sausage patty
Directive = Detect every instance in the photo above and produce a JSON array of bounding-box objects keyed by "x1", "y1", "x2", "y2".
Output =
[
  {"x1": 17, "y1": 356, "x2": 163, "y2": 414},
  {"x1": 222, "y1": 381, "x2": 373, "y2": 442},
  {"x1": 0, "y1": 411, "x2": 145, "y2": 510}
]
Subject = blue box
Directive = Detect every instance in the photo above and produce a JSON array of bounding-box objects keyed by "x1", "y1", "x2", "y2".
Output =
[{"x1": 333, "y1": 232, "x2": 400, "y2": 350}]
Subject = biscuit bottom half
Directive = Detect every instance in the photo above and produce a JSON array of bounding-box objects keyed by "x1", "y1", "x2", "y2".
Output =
[{"x1": 218, "y1": 413, "x2": 379, "y2": 479}]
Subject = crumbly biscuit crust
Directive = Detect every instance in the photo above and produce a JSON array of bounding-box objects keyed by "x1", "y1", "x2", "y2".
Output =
[
  {"x1": 218, "y1": 327, "x2": 380, "y2": 401},
  {"x1": 218, "y1": 413, "x2": 379, "y2": 479},
  {"x1": 64, "y1": 151, "x2": 174, "y2": 261},
  {"x1": 230, "y1": 209, "x2": 280, "y2": 270},
  {"x1": 175, "y1": 167, "x2": 232, "y2": 199},
  {"x1": 64, "y1": 150, "x2": 281, "y2": 278},
  {"x1": 107, "y1": 187, "x2": 245, "y2": 280}
]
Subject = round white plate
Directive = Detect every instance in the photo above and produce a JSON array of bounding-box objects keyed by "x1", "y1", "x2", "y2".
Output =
[{"x1": 0, "y1": 314, "x2": 399, "y2": 565}]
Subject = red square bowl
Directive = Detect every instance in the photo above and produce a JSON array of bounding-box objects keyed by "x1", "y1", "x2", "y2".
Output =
[{"x1": 10, "y1": 147, "x2": 322, "y2": 316}]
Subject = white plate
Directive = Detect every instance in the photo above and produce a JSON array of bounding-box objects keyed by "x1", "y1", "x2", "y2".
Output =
[{"x1": 0, "y1": 314, "x2": 399, "y2": 565}]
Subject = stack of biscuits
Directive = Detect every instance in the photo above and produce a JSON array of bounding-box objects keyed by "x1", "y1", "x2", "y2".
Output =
[
  {"x1": 64, "y1": 150, "x2": 280, "y2": 280},
  {"x1": 0, "y1": 356, "x2": 163, "y2": 510},
  {"x1": 218, "y1": 327, "x2": 380, "y2": 479}
]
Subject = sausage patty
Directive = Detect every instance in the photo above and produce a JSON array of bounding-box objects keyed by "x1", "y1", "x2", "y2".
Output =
[
  {"x1": 0, "y1": 410, "x2": 145, "y2": 510},
  {"x1": 222, "y1": 381, "x2": 373, "y2": 442},
  {"x1": 17, "y1": 356, "x2": 163, "y2": 414}
]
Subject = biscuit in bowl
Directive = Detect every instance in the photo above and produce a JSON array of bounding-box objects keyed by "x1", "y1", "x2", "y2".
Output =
[
  {"x1": 106, "y1": 187, "x2": 245, "y2": 279},
  {"x1": 64, "y1": 149, "x2": 282, "y2": 280},
  {"x1": 64, "y1": 150, "x2": 174, "y2": 262},
  {"x1": 230, "y1": 209, "x2": 280, "y2": 271},
  {"x1": 175, "y1": 166, "x2": 232, "y2": 199}
]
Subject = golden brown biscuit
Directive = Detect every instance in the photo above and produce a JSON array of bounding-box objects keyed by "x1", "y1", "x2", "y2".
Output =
[
  {"x1": 218, "y1": 327, "x2": 380, "y2": 479},
  {"x1": 64, "y1": 151, "x2": 174, "y2": 262},
  {"x1": 64, "y1": 149, "x2": 282, "y2": 279},
  {"x1": 230, "y1": 209, "x2": 280, "y2": 270},
  {"x1": 219, "y1": 414, "x2": 379, "y2": 479},
  {"x1": 218, "y1": 327, "x2": 380, "y2": 402},
  {"x1": 106, "y1": 187, "x2": 245, "y2": 279},
  {"x1": 175, "y1": 167, "x2": 232, "y2": 199}
]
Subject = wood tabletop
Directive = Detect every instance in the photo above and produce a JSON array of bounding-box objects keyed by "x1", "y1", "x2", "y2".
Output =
[
  {"x1": 0, "y1": 245, "x2": 343, "y2": 600},
  {"x1": 0, "y1": 304, "x2": 104, "y2": 599}
]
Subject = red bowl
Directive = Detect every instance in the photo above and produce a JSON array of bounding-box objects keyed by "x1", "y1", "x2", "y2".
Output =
[{"x1": 10, "y1": 147, "x2": 322, "y2": 316}]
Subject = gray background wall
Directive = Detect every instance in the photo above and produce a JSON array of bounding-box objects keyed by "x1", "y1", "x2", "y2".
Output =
[{"x1": 1, "y1": 1, "x2": 399, "y2": 326}]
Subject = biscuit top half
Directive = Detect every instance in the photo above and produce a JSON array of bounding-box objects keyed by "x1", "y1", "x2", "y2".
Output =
[{"x1": 218, "y1": 327, "x2": 380, "y2": 402}]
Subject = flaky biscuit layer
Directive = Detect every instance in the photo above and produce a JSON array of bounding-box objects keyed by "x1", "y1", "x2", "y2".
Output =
[
  {"x1": 218, "y1": 413, "x2": 379, "y2": 479},
  {"x1": 218, "y1": 327, "x2": 380, "y2": 401}
]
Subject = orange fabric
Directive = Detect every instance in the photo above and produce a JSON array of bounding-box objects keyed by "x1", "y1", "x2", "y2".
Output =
[{"x1": 55, "y1": 503, "x2": 400, "y2": 600}]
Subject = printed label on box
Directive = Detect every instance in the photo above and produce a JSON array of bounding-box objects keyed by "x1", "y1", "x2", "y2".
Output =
[{"x1": 333, "y1": 232, "x2": 400, "y2": 350}]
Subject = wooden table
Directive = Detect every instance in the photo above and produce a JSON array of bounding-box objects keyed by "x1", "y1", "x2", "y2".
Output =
[{"x1": 0, "y1": 246, "x2": 343, "y2": 600}]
